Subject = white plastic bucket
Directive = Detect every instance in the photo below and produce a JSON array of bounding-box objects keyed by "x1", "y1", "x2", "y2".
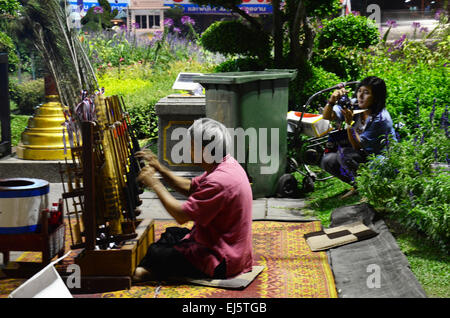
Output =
[{"x1": 0, "y1": 178, "x2": 49, "y2": 234}]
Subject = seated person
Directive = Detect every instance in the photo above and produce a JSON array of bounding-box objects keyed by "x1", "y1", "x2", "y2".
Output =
[
  {"x1": 320, "y1": 76, "x2": 397, "y2": 194},
  {"x1": 133, "y1": 118, "x2": 253, "y2": 282}
]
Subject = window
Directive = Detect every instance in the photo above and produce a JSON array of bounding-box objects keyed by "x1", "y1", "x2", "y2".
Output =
[
  {"x1": 135, "y1": 15, "x2": 141, "y2": 28},
  {"x1": 148, "y1": 15, "x2": 154, "y2": 28},
  {"x1": 135, "y1": 15, "x2": 148, "y2": 29},
  {"x1": 148, "y1": 15, "x2": 160, "y2": 28}
]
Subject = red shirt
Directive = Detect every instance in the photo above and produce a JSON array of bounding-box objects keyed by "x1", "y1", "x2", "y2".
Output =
[{"x1": 176, "y1": 155, "x2": 253, "y2": 278}]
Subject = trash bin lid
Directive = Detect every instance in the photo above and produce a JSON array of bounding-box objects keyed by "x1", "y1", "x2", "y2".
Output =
[{"x1": 192, "y1": 69, "x2": 297, "y2": 85}]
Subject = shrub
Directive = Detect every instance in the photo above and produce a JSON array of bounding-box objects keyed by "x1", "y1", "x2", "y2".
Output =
[
  {"x1": 316, "y1": 14, "x2": 380, "y2": 50},
  {"x1": 98, "y1": 60, "x2": 214, "y2": 139},
  {"x1": 357, "y1": 109, "x2": 450, "y2": 252},
  {"x1": 0, "y1": 30, "x2": 19, "y2": 71},
  {"x1": 200, "y1": 20, "x2": 271, "y2": 60},
  {"x1": 312, "y1": 46, "x2": 361, "y2": 80},
  {"x1": 313, "y1": 15, "x2": 379, "y2": 80},
  {"x1": 359, "y1": 41, "x2": 449, "y2": 130},
  {"x1": 214, "y1": 57, "x2": 267, "y2": 72},
  {"x1": 9, "y1": 78, "x2": 45, "y2": 115},
  {"x1": 291, "y1": 62, "x2": 341, "y2": 111},
  {"x1": 81, "y1": 0, "x2": 118, "y2": 32},
  {"x1": 10, "y1": 114, "x2": 29, "y2": 146}
]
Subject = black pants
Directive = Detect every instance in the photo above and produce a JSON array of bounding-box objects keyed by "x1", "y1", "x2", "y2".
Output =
[
  {"x1": 139, "y1": 227, "x2": 226, "y2": 280},
  {"x1": 320, "y1": 147, "x2": 367, "y2": 185}
]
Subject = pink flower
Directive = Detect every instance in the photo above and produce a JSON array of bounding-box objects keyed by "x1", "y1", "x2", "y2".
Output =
[
  {"x1": 164, "y1": 18, "x2": 174, "y2": 27},
  {"x1": 386, "y1": 20, "x2": 398, "y2": 28},
  {"x1": 93, "y1": 6, "x2": 103, "y2": 14},
  {"x1": 181, "y1": 16, "x2": 195, "y2": 26},
  {"x1": 119, "y1": 57, "x2": 125, "y2": 62}
]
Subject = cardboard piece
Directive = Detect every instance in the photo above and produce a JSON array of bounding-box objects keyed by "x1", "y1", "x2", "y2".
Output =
[{"x1": 9, "y1": 252, "x2": 72, "y2": 298}]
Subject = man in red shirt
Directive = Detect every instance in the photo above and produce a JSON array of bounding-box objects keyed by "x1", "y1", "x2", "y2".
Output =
[{"x1": 133, "y1": 118, "x2": 253, "y2": 282}]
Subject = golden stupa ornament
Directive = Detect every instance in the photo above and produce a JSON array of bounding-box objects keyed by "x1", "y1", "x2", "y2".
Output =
[{"x1": 16, "y1": 75, "x2": 71, "y2": 160}]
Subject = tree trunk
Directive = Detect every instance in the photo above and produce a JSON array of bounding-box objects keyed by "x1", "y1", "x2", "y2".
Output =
[
  {"x1": 272, "y1": 0, "x2": 283, "y2": 67},
  {"x1": 288, "y1": 0, "x2": 306, "y2": 69}
]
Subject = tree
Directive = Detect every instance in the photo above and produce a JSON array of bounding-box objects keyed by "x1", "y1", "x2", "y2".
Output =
[
  {"x1": 192, "y1": 0, "x2": 340, "y2": 69},
  {"x1": 0, "y1": 0, "x2": 21, "y2": 66},
  {"x1": 81, "y1": 0, "x2": 119, "y2": 31},
  {"x1": 0, "y1": 0, "x2": 20, "y2": 15}
]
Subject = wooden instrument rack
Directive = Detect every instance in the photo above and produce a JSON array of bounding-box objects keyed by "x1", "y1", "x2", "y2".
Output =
[{"x1": 59, "y1": 121, "x2": 154, "y2": 294}]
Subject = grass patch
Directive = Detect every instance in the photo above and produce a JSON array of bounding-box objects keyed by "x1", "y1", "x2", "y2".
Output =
[
  {"x1": 391, "y1": 221, "x2": 450, "y2": 298},
  {"x1": 302, "y1": 173, "x2": 450, "y2": 297},
  {"x1": 10, "y1": 114, "x2": 29, "y2": 146},
  {"x1": 294, "y1": 170, "x2": 358, "y2": 227}
]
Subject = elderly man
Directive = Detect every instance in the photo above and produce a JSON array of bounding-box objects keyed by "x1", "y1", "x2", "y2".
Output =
[{"x1": 133, "y1": 118, "x2": 253, "y2": 282}]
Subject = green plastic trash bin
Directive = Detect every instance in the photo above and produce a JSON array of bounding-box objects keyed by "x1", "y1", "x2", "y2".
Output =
[{"x1": 193, "y1": 70, "x2": 297, "y2": 198}]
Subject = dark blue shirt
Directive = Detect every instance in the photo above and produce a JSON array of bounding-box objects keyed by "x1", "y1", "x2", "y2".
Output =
[{"x1": 333, "y1": 105, "x2": 397, "y2": 155}]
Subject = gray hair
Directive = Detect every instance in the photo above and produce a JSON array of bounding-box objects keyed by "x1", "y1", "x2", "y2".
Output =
[{"x1": 187, "y1": 118, "x2": 231, "y2": 163}]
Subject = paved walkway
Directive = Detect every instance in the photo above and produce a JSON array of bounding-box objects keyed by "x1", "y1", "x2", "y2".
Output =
[{"x1": 44, "y1": 182, "x2": 315, "y2": 222}]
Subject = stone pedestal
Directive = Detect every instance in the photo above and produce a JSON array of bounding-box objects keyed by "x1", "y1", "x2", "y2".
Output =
[{"x1": 155, "y1": 94, "x2": 205, "y2": 172}]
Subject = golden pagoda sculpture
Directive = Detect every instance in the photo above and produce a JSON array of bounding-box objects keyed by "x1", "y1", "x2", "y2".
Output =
[{"x1": 16, "y1": 75, "x2": 71, "y2": 160}]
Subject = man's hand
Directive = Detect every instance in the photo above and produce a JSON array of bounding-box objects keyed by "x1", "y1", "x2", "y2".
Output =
[
  {"x1": 135, "y1": 150, "x2": 161, "y2": 171},
  {"x1": 137, "y1": 165, "x2": 160, "y2": 189},
  {"x1": 137, "y1": 165, "x2": 191, "y2": 225}
]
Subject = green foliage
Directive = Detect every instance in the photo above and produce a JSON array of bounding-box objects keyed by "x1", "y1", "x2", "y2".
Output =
[
  {"x1": 0, "y1": 30, "x2": 17, "y2": 63},
  {"x1": 359, "y1": 41, "x2": 449, "y2": 130},
  {"x1": 83, "y1": 30, "x2": 219, "y2": 75},
  {"x1": 10, "y1": 114, "x2": 29, "y2": 146},
  {"x1": 9, "y1": 78, "x2": 45, "y2": 114},
  {"x1": 304, "y1": 0, "x2": 341, "y2": 18},
  {"x1": 291, "y1": 62, "x2": 341, "y2": 110},
  {"x1": 81, "y1": 0, "x2": 118, "y2": 31},
  {"x1": 200, "y1": 20, "x2": 270, "y2": 60},
  {"x1": 0, "y1": 0, "x2": 20, "y2": 15},
  {"x1": 98, "y1": 60, "x2": 214, "y2": 139},
  {"x1": 395, "y1": 230, "x2": 450, "y2": 298},
  {"x1": 316, "y1": 14, "x2": 380, "y2": 50},
  {"x1": 313, "y1": 15, "x2": 379, "y2": 80},
  {"x1": 214, "y1": 57, "x2": 267, "y2": 72},
  {"x1": 312, "y1": 46, "x2": 361, "y2": 80},
  {"x1": 357, "y1": 117, "x2": 450, "y2": 252}
]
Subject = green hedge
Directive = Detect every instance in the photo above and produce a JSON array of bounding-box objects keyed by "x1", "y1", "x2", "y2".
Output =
[
  {"x1": 200, "y1": 20, "x2": 271, "y2": 60},
  {"x1": 316, "y1": 14, "x2": 380, "y2": 50},
  {"x1": 213, "y1": 57, "x2": 267, "y2": 73},
  {"x1": 359, "y1": 40, "x2": 449, "y2": 130},
  {"x1": 9, "y1": 78, "x2": 45, "y2": 115}
]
